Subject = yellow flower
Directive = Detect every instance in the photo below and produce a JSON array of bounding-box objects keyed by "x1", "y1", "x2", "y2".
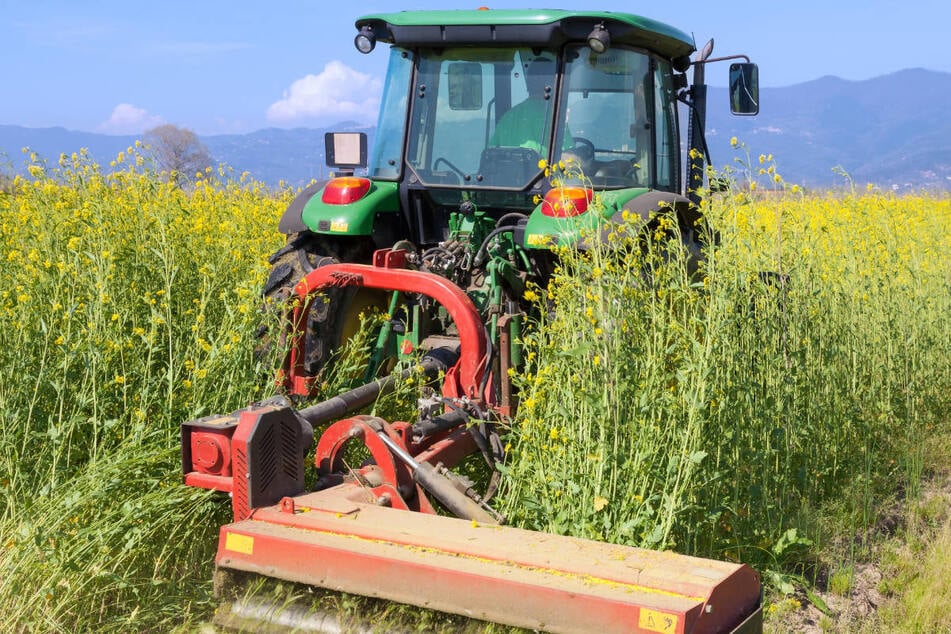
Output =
[
  {"x1": 593, "y1": 496, "x2": 608, "y2": 512},
  {"x1": 730, "y1": 136, "x2": 738, "y2": 148}
]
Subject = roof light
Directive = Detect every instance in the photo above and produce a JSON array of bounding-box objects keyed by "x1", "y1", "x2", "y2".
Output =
[
  {"x1": 355, "y1": 25, "x2": 376, "y2": 54},
  {"x1": 587, "y1": 23, "x2": 611, "y2": 54},
  {"x1": 322, "y1": 177, "x2": 371, "y2": 205},
  {"x1": 541, "y1": 187, "x2": 593, "y2": 218}
]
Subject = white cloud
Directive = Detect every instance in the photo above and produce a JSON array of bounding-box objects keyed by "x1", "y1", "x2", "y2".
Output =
[
  {"x1": 99, "y1": 103, "x2": 165, "y2": 135},
  {"x1": 266, "y1": 61, "x2": 382, "y2": 125}
]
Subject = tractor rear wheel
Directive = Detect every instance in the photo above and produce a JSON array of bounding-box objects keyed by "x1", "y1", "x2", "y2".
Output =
[{"x1": 261, "y1": 232, "x2": 378, "y2": 378}]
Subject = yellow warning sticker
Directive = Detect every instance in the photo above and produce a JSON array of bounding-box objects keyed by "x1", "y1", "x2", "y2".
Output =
[
  {"x1": 330, "y1": 220, "x2": 349, "y2": 232},
  {"x1": 224, "y1": 532, "x2": 254, "y2": 555},
  {"x1": 638, "y1": 608, "x2": 679, "y2": 634}
]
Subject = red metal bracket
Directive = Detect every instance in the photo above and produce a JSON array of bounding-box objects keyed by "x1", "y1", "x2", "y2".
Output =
[
  {"x1": 287, "y1": 256, "x2": 488, "y2": 399},
  {"x1": 373, "y1": 248, "x2": 407, "y2": 269},
  {"x1": 313, "y1": 415, "x2": 437, "y2": 514}
]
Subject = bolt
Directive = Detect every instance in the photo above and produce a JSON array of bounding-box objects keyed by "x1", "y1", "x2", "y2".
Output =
[{"x1": 705, "y1": 604, "x2": 713, "y2": 613}]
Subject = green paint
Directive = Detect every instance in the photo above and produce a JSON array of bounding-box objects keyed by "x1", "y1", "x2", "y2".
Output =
[
  {"x1": 301, "y1": 180, "x2": 400, "y2": 236},
  {"x1": 522, "y1": 187, "x2": 650, "y2": 250},
  {"x1": 357, "y1": 10, "x2": 693, "y2": 52}
]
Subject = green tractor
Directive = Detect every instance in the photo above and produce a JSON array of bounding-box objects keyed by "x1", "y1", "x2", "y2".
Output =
[
  {"x1": 264, "y1": 8, "x2": 759, "y2": 379},
  {"x1": 185, "y1": 9, "x2": 764, "y2": 633}
]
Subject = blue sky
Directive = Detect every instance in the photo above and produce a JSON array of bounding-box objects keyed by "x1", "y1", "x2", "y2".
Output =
[{"x1": 2, "y1": 0, "x2": 948, "y2": 135}]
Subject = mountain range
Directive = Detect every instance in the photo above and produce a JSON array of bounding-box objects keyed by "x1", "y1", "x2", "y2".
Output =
[
  {"x1": 706, "y1": 68, "x2": 951, "y2": 191},
  {"x1": 2, "y1": 68, "x2": 948, "y2": 191}
]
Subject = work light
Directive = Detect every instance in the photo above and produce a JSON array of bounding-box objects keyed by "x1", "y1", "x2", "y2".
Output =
[
  {"x1": 587, "y1": 23, "x2": 610, "y2": 53},
  {"x1": 355, "y1": 25, "x2": 376, "y2": 53}
]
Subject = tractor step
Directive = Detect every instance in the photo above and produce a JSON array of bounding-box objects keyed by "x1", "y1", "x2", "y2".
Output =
[{"x1": 215, "y1": 485, "x2": 761, "y2": 633}]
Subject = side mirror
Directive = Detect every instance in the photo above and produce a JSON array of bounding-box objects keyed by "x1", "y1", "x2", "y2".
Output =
[
  {"x1": 448, "y1": 62, "x2": 483, "y2": 110},
  {"x1": 325, "y1": 132, "x2": 368, "y2": 170},
  {"x1": 729, "y1": 63, "x2": 759, "y2": 115}
]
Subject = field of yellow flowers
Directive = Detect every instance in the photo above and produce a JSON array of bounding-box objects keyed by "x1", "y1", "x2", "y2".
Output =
[
  {"x1": 0, "y1": 147, "x2": 949, "y2": 631},
  {"x1": 0, "y1": 149, "x2": 292, "y2": 630}
]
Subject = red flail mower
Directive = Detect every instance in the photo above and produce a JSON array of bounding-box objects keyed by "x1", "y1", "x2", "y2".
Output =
[{"x1": 182, "y1": 254, "x2": 760, "y2": 634}]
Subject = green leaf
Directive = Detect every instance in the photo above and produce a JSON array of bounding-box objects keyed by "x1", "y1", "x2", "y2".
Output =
[
  {"x1": 804, "y1": 587, "x2": 831, "y2": 616},
  {"x1": 688, "y1": 450, "x2": 708, "y2": 464}
]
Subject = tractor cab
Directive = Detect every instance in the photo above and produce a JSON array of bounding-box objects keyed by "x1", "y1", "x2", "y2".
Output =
[
  {"x1": 299, "y1": 9, "x2": 758, "y2": 252},
  {"x1": 373, "y1": 44, "x2": 676, "y2": 192},
  {"x1": 355, "y1": 10, "x2": 704, "y2": 247}
]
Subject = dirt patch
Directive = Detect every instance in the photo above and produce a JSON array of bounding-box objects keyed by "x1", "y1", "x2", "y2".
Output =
[
  {"x1": 765, "y1": 464, "x2": 951, "y2": 633},
  {"x1": 769, "y1": 562, "x2": 884, "y2": 633}
]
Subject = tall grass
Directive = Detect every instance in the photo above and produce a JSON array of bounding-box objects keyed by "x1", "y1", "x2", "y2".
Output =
[
  {"x1": 500, "y1": 168, "x2": 951, "y2": 579},
  {"x1": 0, "y1": 149, "x2": 290, "y2": 631},
  {"x1": 1, "y1": 146, "x2": 948, "y2": 630}
]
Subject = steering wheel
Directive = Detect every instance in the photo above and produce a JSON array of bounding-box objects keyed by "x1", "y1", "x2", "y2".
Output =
[
  {"x1": 433, "y1": 157, "x2": 468, "y2": 182},
  {"x1": 570, "y1": 137, "x2": 596, "y2": 163}
]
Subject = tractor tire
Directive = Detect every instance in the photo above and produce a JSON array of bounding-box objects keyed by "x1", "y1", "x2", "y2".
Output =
[{"x1": 260, "y1": 232, "x2": 376, "y2": 378}]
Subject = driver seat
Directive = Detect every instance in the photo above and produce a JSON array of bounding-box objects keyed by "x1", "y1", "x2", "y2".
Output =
[{"x1": 478, "y1": 147, "x2": 540, "y2": 187}]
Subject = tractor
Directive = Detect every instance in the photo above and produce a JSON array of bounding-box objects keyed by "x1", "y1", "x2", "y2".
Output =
[{"x1": 181, "y1": 9, "x2": 763, "y2": 633}]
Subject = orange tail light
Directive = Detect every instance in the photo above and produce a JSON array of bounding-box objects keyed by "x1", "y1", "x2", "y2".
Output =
[
  {"x1": 541, "y1": 186, "x2": 593, "y2": 217},
  {"x1": 321, "y1": 177, "x2": 371, "y2": 205}
]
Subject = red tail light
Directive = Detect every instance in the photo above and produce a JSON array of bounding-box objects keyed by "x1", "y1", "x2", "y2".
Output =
[
  {"x1": 321, "y1": 177, "x2": 371, "y2": 205},
  {"x1": 541, "y1": 187, "x2": 593, "y2": 217}
]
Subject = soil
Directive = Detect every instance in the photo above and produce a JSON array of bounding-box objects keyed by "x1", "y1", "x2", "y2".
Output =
[
  {"x1": 768, "y1": 563, "x2": 884, "y2": 633},
  {"x1": 765, "y1": 466, "x2": 951, "y2": 633}
]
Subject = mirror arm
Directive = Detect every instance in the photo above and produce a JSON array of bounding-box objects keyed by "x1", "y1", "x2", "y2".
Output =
[{"x1": 691, "y1": 53, "x2": 751, "y2": 67}]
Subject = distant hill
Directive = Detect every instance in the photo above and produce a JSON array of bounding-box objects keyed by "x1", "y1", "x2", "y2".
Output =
[
  {"x1": 202, "y1": 123, "x2": 374, "y2": 185},
  {"x1": 2, "y1": 68, "x2": 949, "y2": 191},
  {"x1": 0, "y1": 123, "x2": 374, "y2": 188},
  {"x1": 705, "y1": 68, "x2": 951, "y2": 190}
]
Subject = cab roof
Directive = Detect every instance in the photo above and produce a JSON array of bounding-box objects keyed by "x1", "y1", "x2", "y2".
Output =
[{"x1": 355, "y1": 9, "x2": 695, "y2": 60}]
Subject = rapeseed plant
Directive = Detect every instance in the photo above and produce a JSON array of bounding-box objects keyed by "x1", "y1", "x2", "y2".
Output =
[
  {"x1": 500, "y1": 154, "x2": 951, "y2": 587},
  {"x1": 0, "y1": 142, "x2": 948, "y2": 629},
  {"x1": 0, "y1": 147, "x2": 292, "y2": 630}
]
